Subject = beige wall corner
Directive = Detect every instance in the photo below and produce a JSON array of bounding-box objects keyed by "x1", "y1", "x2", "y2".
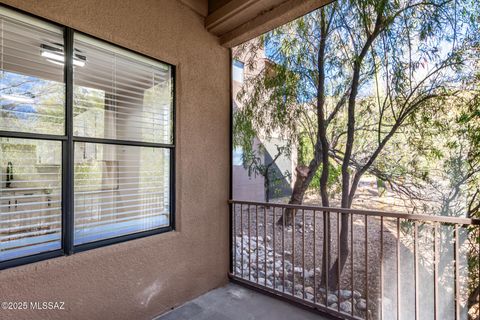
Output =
[{"x1": 180, "y1": 0, "x2": 209, "y2": 17}]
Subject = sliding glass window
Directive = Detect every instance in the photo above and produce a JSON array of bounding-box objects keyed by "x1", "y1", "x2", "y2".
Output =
[
  {"x1": 72, "y1": 34, "x2": 173, "y2": 245},
  {"x1": 0, "y1": 10, "x2": 64, "y2": 262},
  {"x1": 0, "y1": 6, "x2": 174, "y2": 267}
]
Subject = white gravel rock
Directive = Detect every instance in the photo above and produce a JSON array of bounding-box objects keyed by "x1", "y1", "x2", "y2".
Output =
[
  {"x1": 340, "y1": 301, "x2": 352, "y2": 313},
  {"x1": 357, "y1": 298, "x2": 367, "y2": 311}
]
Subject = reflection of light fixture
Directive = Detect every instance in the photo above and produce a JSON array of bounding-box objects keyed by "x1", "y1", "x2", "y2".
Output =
[
  {"x1": 0, "y1": 94, "x2": 34, "y2": 104},
  {"x1": 41, "y1": 43, "x2": 86, "y2": 67},
  {"x1": 45, "y1": 58, "x2": 64, "y2": 66}
]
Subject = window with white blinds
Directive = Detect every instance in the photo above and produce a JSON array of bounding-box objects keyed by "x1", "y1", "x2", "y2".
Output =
[
  {"x1": 73, "y1": 34, "x2": 172, "y2": 144},
  {"x1": 0, "y1": 138, "x2": 62, "y2": 261},
  {"x1": 74, "y1": 143, "x2": 170, "y2": 245},
  {"x1": 0, "y1": 6, "x2": 174, "y2": 268},
  {"x1": 72, "y1": 34, "x2": 173, "y2": 245},
  {"x1": 0, "y1": 11, "x2": 65, "y2": 135},
  {"x1": 0, "y1": 9, "x2": 64, "y2": 262}
]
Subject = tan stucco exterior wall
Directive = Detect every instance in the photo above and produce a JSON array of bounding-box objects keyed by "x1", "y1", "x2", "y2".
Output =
[{"x1": 0, "y1": 1, "x2": 230, "y2": 319}]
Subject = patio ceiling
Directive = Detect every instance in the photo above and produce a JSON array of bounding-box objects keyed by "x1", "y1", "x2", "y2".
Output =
[
  {"x1": 181, "y1": 0, "x2": 333, "y2": 47},
  {"x1": 207, "y1": 0, "x2": 332, "y2": 47}
]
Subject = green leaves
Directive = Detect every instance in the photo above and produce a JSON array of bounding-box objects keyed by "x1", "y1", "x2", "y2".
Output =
[{"x1": 233, "y1": 0, "x2": 479, "y2": 215}]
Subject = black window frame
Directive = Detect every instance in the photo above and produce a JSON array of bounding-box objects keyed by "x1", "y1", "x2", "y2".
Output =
[{"x1": 0, "y1": 5, "x2": 176, "y2": 270}]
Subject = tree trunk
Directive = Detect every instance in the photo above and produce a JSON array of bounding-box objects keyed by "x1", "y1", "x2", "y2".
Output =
[
  {"x1": 327, "y1": 3, "x2": 387, "y2": 289},
  {"x1": 316, "y1": 7, "x2": 332, "y2": 289},
  {"x1": 277, "y1": 166, "x2": 311, "y2": 226},
  {"x1": 467, "y1": 277, "x2": 479, "y2": 319}
]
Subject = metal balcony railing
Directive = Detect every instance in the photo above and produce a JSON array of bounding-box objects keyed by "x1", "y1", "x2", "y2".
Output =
[{"x1": 229, "y1": 200, "x2": 480, "y2": 320}]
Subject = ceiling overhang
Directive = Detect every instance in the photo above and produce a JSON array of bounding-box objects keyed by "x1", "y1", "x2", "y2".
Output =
[{"x1": 206, "y1": 0, "x2": 332, "y2": 47}]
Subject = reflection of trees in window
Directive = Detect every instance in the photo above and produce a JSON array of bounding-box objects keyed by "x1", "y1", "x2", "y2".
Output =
[
  {"x1": 0, "y1": 71, "x2": 64, "y2": 134},
  {"x1": 73, "y1": 86, "x2": 105, "y2": 138}
]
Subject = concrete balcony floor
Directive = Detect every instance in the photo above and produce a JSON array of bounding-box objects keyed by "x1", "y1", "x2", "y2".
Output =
[{"x1": 155, "y1": 283, "x2": 328, "y2": 320}]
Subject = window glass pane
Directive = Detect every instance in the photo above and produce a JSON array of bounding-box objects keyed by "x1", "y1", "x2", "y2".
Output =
[
  {"x1": 232, "y1": 147, "x2": 243, "y2": 166},
  {"x1": 73, "y1": 34, "x2": 173, "y2": 144},
  {"x1": 232, "y1": 59, "x2": 244, "y2": 83},
  {"x1": 0, "y1": 138, "x2": 62, "y2": 261},
  {"x1": 74, "y1": 143, "x2": 170, "y2": 245},
  {"x1": 0, "y1": 10, "x2": 65, "y2": 135}
]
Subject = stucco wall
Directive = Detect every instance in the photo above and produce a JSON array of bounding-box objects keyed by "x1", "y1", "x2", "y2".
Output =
[{"x1": 0, "y1": 1, "x2": 230, "y2": 319}]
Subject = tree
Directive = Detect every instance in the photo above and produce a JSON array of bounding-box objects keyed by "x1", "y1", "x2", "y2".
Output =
[{"x1": 234, "y1": 0, "x2": 480, "y2": 289}]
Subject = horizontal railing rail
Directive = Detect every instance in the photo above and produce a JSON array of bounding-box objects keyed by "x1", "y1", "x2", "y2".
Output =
[
  {"x1": 229, "y1": 199, "x2": 480, "y2": 320},
  {"x1": 228, "y1": 200, "x2": 480, "y2": 226}
]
